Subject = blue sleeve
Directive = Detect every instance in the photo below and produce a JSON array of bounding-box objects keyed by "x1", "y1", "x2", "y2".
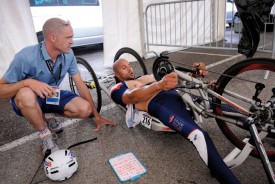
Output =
[
  {"x1": 3, "y1": 52, "x2": 27, "y2": 83},
  {"x1": 110, "y1": 83, "x2": 128, "y2": 108}
]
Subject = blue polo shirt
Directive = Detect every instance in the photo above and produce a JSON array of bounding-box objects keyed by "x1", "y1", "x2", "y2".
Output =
[{"x1": 3, "y1": 42, "x2": 78, "y2": 86}]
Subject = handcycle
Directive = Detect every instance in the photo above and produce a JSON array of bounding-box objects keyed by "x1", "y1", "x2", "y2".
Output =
[{"x1": 70, "y1": 47, "x2": 275, "y2": 183}]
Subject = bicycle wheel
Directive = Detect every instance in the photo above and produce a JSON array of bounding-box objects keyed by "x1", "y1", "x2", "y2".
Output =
[
  {"x1": 114, "y1": 47, "x2": 148, "y2": 77},
  {"x1": 213, "y1": 58, "x2": 275, "y2": 160},
  {"x1": 69, "y1": 57, "x2": 102, "y2": 113}
]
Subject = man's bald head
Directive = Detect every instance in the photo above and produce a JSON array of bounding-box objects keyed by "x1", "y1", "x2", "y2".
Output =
[
  {"x1": 113, "y1": 58, "x2": 128, "y2": 72},
  {"x1": 113, "y1": 58, "x2": 135, "y2": 82},
  {"x1": 42, "y1": 18, "x2": 71, "y2": 40}
]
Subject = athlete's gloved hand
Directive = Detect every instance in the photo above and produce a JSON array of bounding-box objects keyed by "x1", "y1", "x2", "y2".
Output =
[{"x1": 192, "y1": 62, "x2": 208, "y2": 78}]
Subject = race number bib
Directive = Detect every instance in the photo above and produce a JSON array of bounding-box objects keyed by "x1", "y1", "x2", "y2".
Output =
[{"x1": 140, "y1": 113, "x2": 152, "y2": 129}]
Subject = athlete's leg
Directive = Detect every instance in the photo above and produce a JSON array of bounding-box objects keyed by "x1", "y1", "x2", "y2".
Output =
[{"x1": 148, "y1": 99, "x2": 240, "y2": 184}]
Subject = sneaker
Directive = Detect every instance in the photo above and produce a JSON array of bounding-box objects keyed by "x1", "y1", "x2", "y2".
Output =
[
  {"x1": 47, "y1": 118, "x2": 63, "y2": 134},
  {"x1": 42, "y1": 135, "x2": 59, "y2": 156}
]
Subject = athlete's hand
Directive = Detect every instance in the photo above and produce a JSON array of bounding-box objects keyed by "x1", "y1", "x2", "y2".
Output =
[
  {"x1": 94, "y1": 115, "x2": 117, "y2": 132},
  {"x1": 159, "y1": 72, "x2": 178, "y2": 91},
  {"x1": 192, "y1": 62, "x2": 208, "y2": 78},
  {"x1": 25, "y1": 79, "x2": 57, "y2": 98}
]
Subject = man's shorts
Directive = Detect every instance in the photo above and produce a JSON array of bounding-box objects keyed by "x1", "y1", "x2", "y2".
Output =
[{"x1": 10, "y1": 90, "x2": 78, "y2": 117}]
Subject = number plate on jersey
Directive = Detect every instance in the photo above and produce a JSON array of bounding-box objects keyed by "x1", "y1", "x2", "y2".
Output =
[{"x1": 140, "y1": 113, "x2": 152, "y2": 129}]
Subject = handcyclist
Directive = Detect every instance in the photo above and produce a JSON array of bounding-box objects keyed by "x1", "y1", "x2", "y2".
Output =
[{"x1": 110, "y1": 58, "x2": 240, "y2": 184}]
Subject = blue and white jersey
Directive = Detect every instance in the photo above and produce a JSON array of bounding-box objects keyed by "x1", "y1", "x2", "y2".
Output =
[{"x1": 110, "y1": 81, "x2": 129, "y2": 108}]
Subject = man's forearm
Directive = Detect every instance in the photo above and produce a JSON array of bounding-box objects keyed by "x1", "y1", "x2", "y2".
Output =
[
  {"x1": 0, "y1": 80, "x2": 26, "y2": 99},
  {"x1": 123, "y1": 82, "x2": 161, "y2": 104},
  {"x1": 123, "y1": 72, "x2": 178, "y2": 105}
]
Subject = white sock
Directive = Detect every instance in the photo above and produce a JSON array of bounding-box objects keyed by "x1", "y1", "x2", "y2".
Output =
[{"x1": 39, "y1": 125, "x2": 51, "y2": 139}]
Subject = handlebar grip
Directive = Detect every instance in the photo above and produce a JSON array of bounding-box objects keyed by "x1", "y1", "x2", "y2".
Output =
[
  {"x1": 175, "y1": 66, "x2": 196, "y2": 74},
  {"x1": 266, "y1": 96, "x2": 275, "y2": 107}
]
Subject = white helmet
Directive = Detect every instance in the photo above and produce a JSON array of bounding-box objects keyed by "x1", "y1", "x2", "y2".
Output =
[{"x1": 44, "y1": 149, "x2": 78, "y2": 181}]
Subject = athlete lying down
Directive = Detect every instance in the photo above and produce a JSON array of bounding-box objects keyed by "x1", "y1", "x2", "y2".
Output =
[{"x1": 110, "y1": 58, "x2": 240, "y2": 184}]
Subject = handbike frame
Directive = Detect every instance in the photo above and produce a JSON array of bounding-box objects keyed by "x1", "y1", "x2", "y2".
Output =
[{"x1": 172, "y1": 65, "x2": 275, "y2": 183}]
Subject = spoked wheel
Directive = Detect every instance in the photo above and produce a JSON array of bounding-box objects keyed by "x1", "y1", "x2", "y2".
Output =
[
  {"x1": 69, "y1": 57, "x2": 102, "y2": 113},
  {"x1": 114, "y1": 47, "x2": 148, "y2": 77},
  {"x1": 213, "y1": 58, "x2": 275, "y2": 160}
]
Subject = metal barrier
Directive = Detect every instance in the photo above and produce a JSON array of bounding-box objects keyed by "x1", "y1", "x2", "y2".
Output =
[{"x1": 144, "y1": 0, "x2": 275, "y2": 54}]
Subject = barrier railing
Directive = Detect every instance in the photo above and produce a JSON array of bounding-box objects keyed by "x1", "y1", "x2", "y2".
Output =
[{"x1": 144, "y1": 0, "x2": 275, "y2": 55}]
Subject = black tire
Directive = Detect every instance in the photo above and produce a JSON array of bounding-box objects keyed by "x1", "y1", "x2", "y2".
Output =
[
  {"x1": 213, "y1": 58, "x2": 275, "y2": 160},
  {"x1": 69, "y1": 57, "x2": 102, "y2": 113},
  {"x1": 114, "y1": 47, "x2": 148, "y2": 77}
]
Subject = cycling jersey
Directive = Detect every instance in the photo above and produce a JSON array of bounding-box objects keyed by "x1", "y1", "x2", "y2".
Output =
[{"x1": 110, "y1": 81, "x2": 129, "y2": 109}]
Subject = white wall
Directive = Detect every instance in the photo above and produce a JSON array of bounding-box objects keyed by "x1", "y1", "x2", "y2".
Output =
[
  {"x1": 102, "y1": 0, "x2": 144, "y2": 67},
  {"x1": 0, "y1": 0, "x2": 37, "y2": 78},
  {"x1": 102, "y1": 0, "x2": 178, "y2": 66}
]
